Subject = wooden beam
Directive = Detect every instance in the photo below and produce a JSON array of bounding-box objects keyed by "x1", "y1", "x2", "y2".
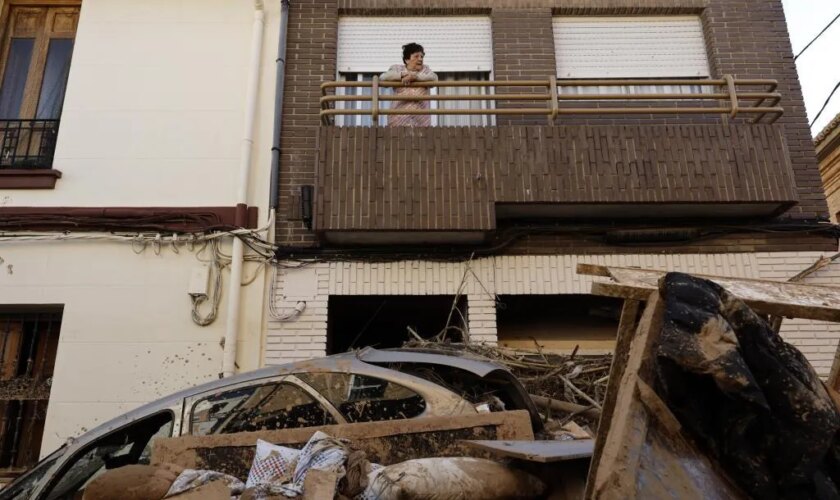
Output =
[
  {"x1": 587, "y1": 293, "x2": 664, "y2": 499},
  {"x1": 579, "y1": 264, "x2": 840, "y2": 323},
  {"x1": 461, "y1": 439, "x2": 595, "y2": 463},
  {"x1": 585, "y1": 298, "x2": 640, "y2": 495}
]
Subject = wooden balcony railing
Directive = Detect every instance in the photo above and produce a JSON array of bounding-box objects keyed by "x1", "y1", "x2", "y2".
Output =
[{"x1": 319, "y1": 75, "x2": 783, "y2": 125}]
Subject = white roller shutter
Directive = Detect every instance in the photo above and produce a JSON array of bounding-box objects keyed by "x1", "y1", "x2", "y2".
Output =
[
  {"x1": 553, "y1": 16, "x2": 710, "y2": 79},
  {"x1": 336, "y1": 16, "x2": 493, "y2": 73}
]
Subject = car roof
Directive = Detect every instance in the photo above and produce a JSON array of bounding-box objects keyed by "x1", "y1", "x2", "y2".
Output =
[{"x1": 57, "y1": 347, "x2": 511, "y2": 449}]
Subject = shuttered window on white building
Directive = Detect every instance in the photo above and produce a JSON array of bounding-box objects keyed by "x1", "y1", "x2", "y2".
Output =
[
  {"x1": 553, "y1": 16, "x2": 712, "y2": 95},
  {"x1": 336, "y1": 17, "x2": 494, "y2": 126}
]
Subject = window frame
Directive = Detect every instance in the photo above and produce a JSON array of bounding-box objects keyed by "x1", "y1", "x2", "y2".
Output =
[
  {"x1": 295, "y1": 371, "x2": 428, "y2": 423},
  {"x1": 184, "y1": 374, "x2": 345, "y2": 436},
  {"x1": 36, "y1": 409, "x2": 176, "y2": 500},
  {"x1": 552, "y1": 15, "x2": 713, "y2": 97},
  {"x1": 0, "y1": 0, "x2": 80, "y2": 187}
]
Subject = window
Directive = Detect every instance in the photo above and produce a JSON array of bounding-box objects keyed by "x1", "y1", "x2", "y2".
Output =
[
  {"x1": 553, "y1": 16, "x2": 712, "y2": 95},
  {"x1": 190, "y1": 382, "x2": 336, "y2": 435},
  {"x1": 335, "y1": 16, "x2": 494, "y2": 127},
  {"x1": 43, "y1": 411, "x2": 173, "y2": 500},
  {"x1": 297, "y1": 372, "x2": 426, "y2": 423},
  {"x1": 0, "y1": 309, "x2": 62, "y2": 482},
  {"x1": 0, "y1": 5, "x2": 78, "y2": 169}
]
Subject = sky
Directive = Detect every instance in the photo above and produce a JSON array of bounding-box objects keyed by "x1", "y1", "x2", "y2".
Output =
[{"x1": 782, "y1": 0, "x2": 840, "y2": 136}]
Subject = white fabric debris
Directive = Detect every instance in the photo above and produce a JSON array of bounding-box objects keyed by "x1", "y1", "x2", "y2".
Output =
[{"x1": 164, "y1": 469, "x2": 244, "y2": 498}]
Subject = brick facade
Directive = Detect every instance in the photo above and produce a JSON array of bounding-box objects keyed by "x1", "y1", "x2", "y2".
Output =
[
  {"x1": 701, "y1": 1, "x2": 825, "y2": 220},
  {"x1": 268, "y1": 251, "x2": 840, "y2": 377},
  {"x1": 275, "y1": 0, "x2": 339, "y2": 246},
  {"x1": 315, "y1": 124, "x2": 798, "y2": 234},
  {"x1": 276, "y1": 0, "x2": 834, "y2": 254},
  {"x1": 491, "y1": 8, "x2": 555, "y2": 126}
]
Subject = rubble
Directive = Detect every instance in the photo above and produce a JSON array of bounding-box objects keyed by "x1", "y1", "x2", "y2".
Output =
[
  {"x1": 67, "y1": 265, "x2": 840, "y2": 499},
  {"x1": 151, "y1": 411, "x2": 534, "y2": 476},
  {"x1": 656, "y1": 273, "x2": 840, "y2": 498},
  {"x1": 582, "y1": 264, "x2": 840, "y2": 500},
  {"x1": 402, "y1": 339, "x2": 612, "y2": 433}
]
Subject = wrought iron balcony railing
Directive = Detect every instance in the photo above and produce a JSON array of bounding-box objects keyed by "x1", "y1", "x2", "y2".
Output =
[
  {"x1": 319, "y1": 75, "x2": 782, "y2": 125},
  {"x1": 0, "y1": 119, "x2": 59, "y2": 169}
]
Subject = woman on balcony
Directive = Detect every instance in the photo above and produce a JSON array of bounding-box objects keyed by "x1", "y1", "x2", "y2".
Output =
[{"x1": 380, "y1": 43, "x2": 438, "y2": 127}]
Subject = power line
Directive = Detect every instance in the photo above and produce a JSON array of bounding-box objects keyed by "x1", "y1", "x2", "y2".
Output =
[
  {"x1": 795, "y1": 11, "x2": 840, "y2": 61},
  {"x1": 810, "y1": 80, "x2": 840, "y2": 128}
]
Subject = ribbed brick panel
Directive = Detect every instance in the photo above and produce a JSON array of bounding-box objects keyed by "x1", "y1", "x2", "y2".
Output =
[{"x1": 315, "y1": 124, "x2": 798, "y2": 232}]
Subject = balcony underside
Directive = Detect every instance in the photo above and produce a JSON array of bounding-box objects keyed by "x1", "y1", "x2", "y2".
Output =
[{"x1": 314, "y1": 124, "x2": 799, "y2": 245}]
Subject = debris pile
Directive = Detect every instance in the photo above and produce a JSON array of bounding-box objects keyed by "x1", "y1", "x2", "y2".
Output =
[
  {"x1": 403, "y1": 339, "x2": 611, "y2": 432},
  {"x1": 84, "y1": 431, "x2": 546, "y2": 500},
  {"x1": 64, "y1": 264, "x2": 840, "y2": 500}
]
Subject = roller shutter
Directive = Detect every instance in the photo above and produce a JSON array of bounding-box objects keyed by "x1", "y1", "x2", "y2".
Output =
[
  {"x1": 337, "y1": 16, "x2": 493, "y2": 74},
  {"x1": 553, "y1": 16, "x2": 711, "y2": 79}
]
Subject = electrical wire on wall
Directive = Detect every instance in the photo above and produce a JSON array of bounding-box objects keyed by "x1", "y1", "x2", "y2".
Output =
[
  {"x1": 4, "y1": 215, "x2": 839, "y2": 326},
  {"x1": 190, "y1": 239, "x2": 227, "y2": 326},
  {"x1": 268, "y1": 263, "x2": 308, "y2": 321},
  {"x1": 0, "y1": 221, "x2": 281, "y2": 327}
]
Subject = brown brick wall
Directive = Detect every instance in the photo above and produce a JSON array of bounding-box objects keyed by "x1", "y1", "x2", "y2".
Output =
[
  {"x1": 315, "y1": 123, "x2": 798, "y2": 232},
  {"x1": 339, "y1": 0, "x2": 706, "y2": 14},
  {"x1": 490, "y1": 9, "x2": 555, "y2": 126},
  {"x1": 701, "y1": 0, "x2": 826, "y2": 220},
  {"x1": 276, "y1": 0, "x2": 834, "y2": 253},
  {"x1": 276, "y1": 0, "x2": 339, "y2": 247}
]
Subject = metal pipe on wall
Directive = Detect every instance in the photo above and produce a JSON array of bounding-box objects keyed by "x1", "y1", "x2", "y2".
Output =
[
  {"x1": 269, "y1": 0, "x2": 290, "y2": 213},
  {"x1": 222, "y1": 0, "x2": 266, "y2": 378}
]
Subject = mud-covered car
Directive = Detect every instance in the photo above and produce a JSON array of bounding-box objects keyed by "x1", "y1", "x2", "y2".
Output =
[{"x1": 1, "y1": 347, "x2": 540, "y2": 500}]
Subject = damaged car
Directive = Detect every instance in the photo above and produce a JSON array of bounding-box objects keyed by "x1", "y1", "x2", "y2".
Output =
[{"x1": 1, "y1": 347, "x2": 540, "y2": 500}]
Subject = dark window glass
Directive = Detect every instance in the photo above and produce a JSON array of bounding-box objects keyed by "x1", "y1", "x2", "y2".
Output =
[
  {"x1": 36, "y1": 39, "x2": 74, "y2": 119},
  {"x1": 190, "y1": 383, "x2": 336, "y2": 435},
  {"x1": 44, "y1": 412, "x2": 173, "y2": 500},
  {"x1": 0, "y1": 38, "x2": 35, "y2": 119},
  {"x1": 297, "y1": 372, "x2": 426, "y2": 423}
]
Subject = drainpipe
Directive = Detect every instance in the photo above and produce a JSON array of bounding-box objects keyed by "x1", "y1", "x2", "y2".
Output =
[
  {"x1": 222, "y1": 0, "x2": 266, "y2": 378},
  {"x1": 269, "y1": 0, "x2": 290, "y2": 215}
]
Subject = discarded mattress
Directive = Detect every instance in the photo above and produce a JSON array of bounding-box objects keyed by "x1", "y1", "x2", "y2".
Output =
[{"x1": 656, "y1": 272, "x2": 840, "y2": 499}]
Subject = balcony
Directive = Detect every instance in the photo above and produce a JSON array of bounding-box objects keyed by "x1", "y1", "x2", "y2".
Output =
[
  {"x1": 0, "y1": 120, "x2": 61, "y2": 189},
  {"x1": 314, "y1": 77, "x2": 798, "y2": 245}
]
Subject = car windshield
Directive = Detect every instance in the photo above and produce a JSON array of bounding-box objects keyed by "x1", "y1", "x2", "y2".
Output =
[{"x1": 0, "y1": 449, "x2": 64, "y2": 500}]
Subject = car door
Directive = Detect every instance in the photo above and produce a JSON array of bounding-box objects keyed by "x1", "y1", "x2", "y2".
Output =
[{"x1": 34, "y1": 411, "x2": 175, "y2": 500}]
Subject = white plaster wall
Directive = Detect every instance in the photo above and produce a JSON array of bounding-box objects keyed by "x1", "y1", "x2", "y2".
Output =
[
  {"x1": 0, "y1": 0, "x2": 280, "y2": 456},
  {"x1": 1, "y1": 0, "x2": 280, "y2": 207},
  {"x1": 268, "y1": 252, "x2": 840, "y2": 377},
  {"x1": 0, "y1": 240, "x2": 267, "y2": 455}
]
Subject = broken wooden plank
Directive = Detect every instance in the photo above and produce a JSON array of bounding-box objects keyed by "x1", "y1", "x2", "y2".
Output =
[
  {"x1": 584, "y1": 298, "x2": 641, "y2": 495},
  {"x1": 152, "y1": 411, "x2": 533, "y2": 479},
  {"x1": 586, "y1": 274, "x2": 749, "y2": 499},
  {"x1": 530, "y1": 395, "x2": 600, "y2": 419},
  {"x1": 636, "y1": 377, "x2": 682, "y2": 437},
  {"x1": 462, "y1": 439, "x2": 594, "y2": 463},
  {"x1": 587, "y1": 292, "x2": 664, "y2": 499},
  {"x1": 579, "y1": 263, "x2": 840, "y2": 322}
]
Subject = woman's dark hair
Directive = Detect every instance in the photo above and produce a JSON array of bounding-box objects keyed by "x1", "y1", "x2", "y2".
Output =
[{"x1": 402, "y1": 43, "x2": 425, "y2": 64}]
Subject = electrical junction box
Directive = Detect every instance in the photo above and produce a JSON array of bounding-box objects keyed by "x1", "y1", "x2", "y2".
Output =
[{"x1": 188, "y1": 264, "x2": 211, "y2": 298}]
